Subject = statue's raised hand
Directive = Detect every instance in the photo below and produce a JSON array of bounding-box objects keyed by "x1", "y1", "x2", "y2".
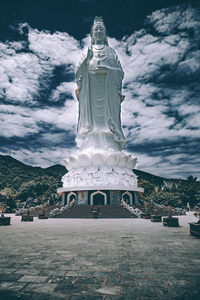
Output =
[
  {"x1": 96, "y1": 65, "x2": 114, "y2": 71},
  {"x1": 87, "y1": 47, "x2": 93, "y2": 60}
]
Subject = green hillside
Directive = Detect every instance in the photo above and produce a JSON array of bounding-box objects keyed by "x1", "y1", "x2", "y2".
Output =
[
  {"x1": 0, "y1": 155, "x2": 66, "y2": 191},
  {"x1": 0, "y1": 154, "x2": 175, "y2": 195},
  {"x1": 0, "y1": 154, "x2": 199, "y2": 211},
  {"x1": 134, "y1": 169, "x2": 181, "y2": 187}
]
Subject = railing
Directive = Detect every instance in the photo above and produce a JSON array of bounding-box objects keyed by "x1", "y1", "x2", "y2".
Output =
[
  {"x1": 150, "y1": 200, "x2": 165, "y2": 208},
  {"x1": 60, "y1": 199, "x2": 76, "y2": 213},
  {"x1": 49, "y1": 199, "x2": 76, "y2": 218},
  {"x1": 150, "y1": 200, "x2": 186, "y2": 215},
  {"x1": 120, "y1": 200, "x2": 143, "y2": 218}
]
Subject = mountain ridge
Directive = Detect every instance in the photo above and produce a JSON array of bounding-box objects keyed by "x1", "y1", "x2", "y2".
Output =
[{"x1": 0, "y1": 154, "x2": 182, "y2": 191}]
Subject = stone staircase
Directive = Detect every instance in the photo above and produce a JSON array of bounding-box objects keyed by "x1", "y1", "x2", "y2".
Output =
[{"x1": 59, "y1": 205, "x2": 138, "y2": 219}]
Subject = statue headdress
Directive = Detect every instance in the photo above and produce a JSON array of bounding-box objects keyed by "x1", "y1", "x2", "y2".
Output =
[{"x1": 91, "y1": 16, "x2": 108, "y2": 45}]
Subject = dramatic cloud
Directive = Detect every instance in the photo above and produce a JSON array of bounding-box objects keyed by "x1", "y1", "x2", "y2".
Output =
[{"x1": 0, "y1": 4, "x2": 200, "y2": 178}]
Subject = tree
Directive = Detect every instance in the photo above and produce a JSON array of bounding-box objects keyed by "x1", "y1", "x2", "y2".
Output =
[
  {"x1": 16, "y1": 180, "x2": 37, "y2": 201},
  {"x1": 138, "y1": 179, "x2": 155, "y2": 197},
  {"x1": 177, "y1": 176, "x2": 200, "y2": 207},
  {"x1": 0, "y1": 188, "x2": 16, "y2": 212},
  {"x1": 146, "y1": 190, "x2": 182, "y2": 207}
]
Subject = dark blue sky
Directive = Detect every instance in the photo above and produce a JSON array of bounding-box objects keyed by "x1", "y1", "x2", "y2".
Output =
[
  {"x1": 0, "y1": 0, "x2": 200, "y2": 179},
  {"x1": 1, "y1": 0, "x2": 197, "y2": 39}
]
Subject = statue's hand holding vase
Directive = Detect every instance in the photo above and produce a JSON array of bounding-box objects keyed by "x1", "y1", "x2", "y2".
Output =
[
  {"x1": 94, "y1": 64, "x2": 108, "y2": 74},
  {"x1": 87, "y1": 47, "x2": 93, "y2": 61}
]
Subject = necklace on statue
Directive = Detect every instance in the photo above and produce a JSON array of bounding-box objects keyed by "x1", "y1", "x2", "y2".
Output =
[{"x1": 93, "y1": 44, "x2": 105, "y2": 50}]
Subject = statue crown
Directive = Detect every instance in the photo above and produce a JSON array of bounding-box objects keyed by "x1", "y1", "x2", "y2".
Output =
[{"x1": 94, "y1": 16, "x2": 104, "y2": 25}]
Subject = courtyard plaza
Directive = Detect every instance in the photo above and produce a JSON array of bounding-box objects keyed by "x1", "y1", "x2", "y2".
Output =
[{"x1": 0, "y1": 212, "x2": 200, "y2": 300}]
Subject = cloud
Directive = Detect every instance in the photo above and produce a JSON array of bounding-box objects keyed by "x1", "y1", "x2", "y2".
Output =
[
  {"x1": 28, "y1": 27, "x2": 81, "y2": 66},
  {"x1": 0, "y1": 52, "x2": 43, "y2": 103},
  {"x1": 0, "y1": 147, "x2": 71, "y2": 168},
  {"x1": 0, "y1": 24, "x2": 82, "y2": 106},
  {"x1": 117, "y1": 5, "x2": 200, "y2": 144},
  {"x1": 0, "y1": 105, "x2": 39, "y2": 138},
  {"x1": 0, "y1": 4, "x2": 200, "y2": 178}
]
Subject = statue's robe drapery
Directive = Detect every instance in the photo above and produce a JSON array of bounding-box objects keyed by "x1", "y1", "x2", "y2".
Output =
[{"x1": 76, "y1": 45, "x2": 126, "y2": 151}]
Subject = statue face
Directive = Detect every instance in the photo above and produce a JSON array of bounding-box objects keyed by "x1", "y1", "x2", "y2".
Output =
[{"x1": 92, "y1": 23, "x2": 106, "y2": 43}]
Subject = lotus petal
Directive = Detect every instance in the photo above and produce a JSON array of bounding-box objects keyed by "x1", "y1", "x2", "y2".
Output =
[
  {"x1": 106, "y1": 153, "x2": 119, "y2": 166},
  {"x1": 92, "y1": 153, "x2": 105, "y2": 166},
  {"x1": 68, "y1": 156, "x2": 79, "y2": 169},
  {"x1": 118, "y1": 155, "x2": 129, "y2": 168},
  {"x1": 78, "y1": 153, "x2": 91, "y2": 167},
  {"x1": 63, "y1": 159, "x2": 70, "y2": 170},
  {"x1": 127, "y1": 157, "x2": 137, "y2": 169}
]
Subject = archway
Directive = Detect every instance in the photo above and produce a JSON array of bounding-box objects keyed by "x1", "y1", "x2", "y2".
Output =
[
  {"x1": 122, "y1": 191, "x2": 133, "y2": 205},
  {"x1": 67, "y1": 192, "x2": 77, "y2": 205},
  {"x1": 91, "y1": 191, "x2": 107, "y2": 205}
]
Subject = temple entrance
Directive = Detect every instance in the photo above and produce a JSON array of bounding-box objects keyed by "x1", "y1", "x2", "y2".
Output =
[
  {"x1": 67, "y1": 192, "x2": 77, "y2": 205},
  {"x1": 122, "y1": 191, "x2": 133, "y2": 205},
  {"x1": 90, "y1": 191, "x2": 107, "y2": 205},
  {"x1": 93, "y1": 193, "x2": 104, "y2": 205}
]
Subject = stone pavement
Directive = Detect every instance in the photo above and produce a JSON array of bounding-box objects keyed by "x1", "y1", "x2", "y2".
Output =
[{"x1": 0, "y1": 212, "x2": 200, "y2": 300}]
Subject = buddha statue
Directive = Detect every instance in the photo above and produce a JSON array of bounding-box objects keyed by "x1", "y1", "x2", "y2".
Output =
[{"x1": 75, "y1": 16, "x2": 126, "y2": 152}]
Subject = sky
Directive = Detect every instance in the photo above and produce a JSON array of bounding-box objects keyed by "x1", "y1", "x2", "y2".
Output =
[{"x1": 0, "y1": 0, "x2": 200, "y2": 179}]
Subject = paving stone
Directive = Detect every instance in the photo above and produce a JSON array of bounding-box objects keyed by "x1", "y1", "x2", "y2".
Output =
[
  {"x1": 46, "y1": 276, "x2": 66, "y2": 284},
  {"x1": 122, "y1": 286, "x2": 156, "y2": 297},
  {"x1": 81, "y1": 265, "x2": 105, "y2": 272},
  {"x1": 65, "y1": 271, "x2": 92, "y2": 277},
  {"x1": 11, "y1": 263, "x2": 32, "y2": 269},
  {"x1": 15, "y1": 269, "x2": 41, "y2": 275},
  {"x1": 39, "y1": 270, "x2": 67, "y2": 276},
  {"x1": 33, "y1": 264, "x2": 59, "y2": 271},
  {"x1": 18, "y1": 275, "x2": 48, "y2": 283},
  {"x1": 0, "y1": 259, "x2": 11, "y2": 263},
  {"x1": 0, "y1": 263, "x2": 14, "y2": 268},
  {"x1": 0, "y1": 274, "x2": 23, "y2": 282},
  {"x1": 68, "y1": 295, "x2": 103, "y2": 300},
  {"x1": 0, "y1": 290, "x2": 33, "y2": 300},
  {"x1": 58, "y1": 276, "x2": 77, "y2": 285},
  {"x1": 99, "y1": 272, "x2": 119, "y2": 285},
  {"x1": 104, "y1": 296, "x2": 140, "y2": 300},
  {"x1": 1, "y1": 213, "x2": 200, "y2": 299},
  {"x1": 0, "y1": 268, "x2": 17, "y2": 274},
  {"x1": 93, "y1": 272, "x2": 114, "y2": 279},
  {"x1": 0, "y1": 281, "x2": 27, "y2": 292},
  {"x1": 88, "y1": 285, "x2": 121, "y2": 296},
  {"x1": 54, "y1": 283, "x2": 88, "y2": 294},
  {"x1": 23, "y1": 283, "x2": 57, "y2": 294},
  {"x1": 61, "y1": 265, "x2": 81, "y2": 271},
  {"x1": 31, "y1": 293, "x2": 66, "y2": 300},
  {"x1": 135, "y1": 279, "x2": 167, "y2": 288},
  {"x1": 76, "y1": 276, "x2": 104, "y2": 285}
]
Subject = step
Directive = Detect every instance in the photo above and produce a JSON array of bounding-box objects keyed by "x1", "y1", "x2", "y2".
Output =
[{"x1": 59, "y1": 205, "x2": 138, "y2": 219}]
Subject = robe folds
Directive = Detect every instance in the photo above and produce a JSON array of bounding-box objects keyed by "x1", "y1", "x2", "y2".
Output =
[{"x1": 76, "y1": 45, "x2": 126, "y2": 151}]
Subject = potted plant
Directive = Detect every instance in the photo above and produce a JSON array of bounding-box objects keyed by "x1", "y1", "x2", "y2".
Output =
[
  {"x1": 151, "y1": 209, "x2": 162, "y2": 222},
  {"x1": 189, "y1": 206, "x2": 200, "y2": 238},
  {"x1": 141, "y1": 202, "x2": 151, "y2": 219},
  {"x1": 0, "y1": 210, "x2": 11, "y2": 226},
  {"x1": 163, "y1": 209, "x2": 179, "y2": 227},
  {"x1": 38, "y1": 209, "x2": 48, "y2": 219},
  {"x1": 21, "y1": 209, "x2": 34, "y2": 222}
]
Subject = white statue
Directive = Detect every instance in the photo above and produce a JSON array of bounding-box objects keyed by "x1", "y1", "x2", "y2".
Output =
[
  {"x1": 61, "y1": 17, "x2": 139, "y2": 190},
  {"x1": 75, "y1": 16, "x2": 126, "y2": 151}
]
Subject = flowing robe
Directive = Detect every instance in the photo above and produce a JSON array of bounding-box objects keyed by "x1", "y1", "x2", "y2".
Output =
[{"x1": 76, "y1": 45, "x2": 126, "y2": 151}]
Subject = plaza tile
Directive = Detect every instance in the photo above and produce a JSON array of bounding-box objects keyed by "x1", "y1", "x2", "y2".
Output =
[{"x1": 0, "y1": 212, "x2": 199, "y2": 299}]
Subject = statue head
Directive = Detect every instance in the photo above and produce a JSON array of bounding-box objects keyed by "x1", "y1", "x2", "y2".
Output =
[{"x1": 91, "y1": 16, "x2": 108, "y2": 45}]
